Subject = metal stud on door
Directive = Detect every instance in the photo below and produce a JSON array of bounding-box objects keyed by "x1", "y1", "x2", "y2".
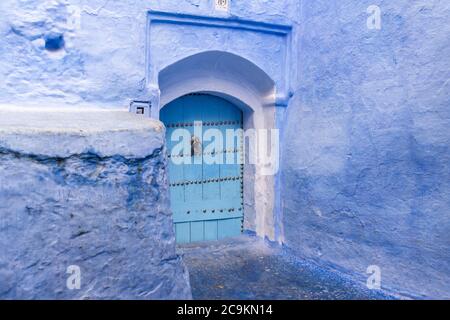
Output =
[{"x1": 161, "y1": 94, "x2": 244, "y2": 243}]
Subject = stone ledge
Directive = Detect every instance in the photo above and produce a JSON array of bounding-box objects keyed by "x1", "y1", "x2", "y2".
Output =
[
  {"x1": 0, "y1": 105, "x2": 192, "y2": 299},
  {"x1": 0, "y1": 106, "x2": 165, "y2": 158}
]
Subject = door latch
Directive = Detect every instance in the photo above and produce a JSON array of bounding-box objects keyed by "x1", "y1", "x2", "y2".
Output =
[{"x1": 191, "y1": 135, "x2": 202, "y2": 156}]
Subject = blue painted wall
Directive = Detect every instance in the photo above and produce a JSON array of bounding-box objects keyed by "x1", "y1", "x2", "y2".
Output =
[
  {"x1": 0, "y1": 0, "x2": 296, "y2": 108},
  {"x1": 1, "y1": 0, "x2": 449, "y2": 299},
  {"x1": 0, "y1": 110, "x2": 192, "y2": 299},
  {"x1": 282, "y1": 0, "x2": 450, "y2": 298}
]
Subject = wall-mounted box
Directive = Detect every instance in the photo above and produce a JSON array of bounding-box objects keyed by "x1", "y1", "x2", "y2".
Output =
[{"x1": 129, "y1": 100, "x2": 151, "y2": 117}]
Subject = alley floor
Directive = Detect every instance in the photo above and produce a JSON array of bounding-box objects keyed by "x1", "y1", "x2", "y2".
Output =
[{"x1": 178, "y1": 235, "x2": 395, "y2": 300}]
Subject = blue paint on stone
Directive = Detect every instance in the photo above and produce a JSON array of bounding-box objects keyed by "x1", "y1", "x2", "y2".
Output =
[
  {"x1": 44, "y1": 33, "x2": 65, "y2": 51},
  {"x1": 0, "y1": 0, "x2": 449, "y2": 299},
  {"x1": 281, "y1": 0, "x2": 450, "y2": 299},
  {"x1": 0, "y1": 109, "x2": 191, "y2": 299},
  {"x1": 0, "y1": 0, "x2": 296, "y2": 108}
]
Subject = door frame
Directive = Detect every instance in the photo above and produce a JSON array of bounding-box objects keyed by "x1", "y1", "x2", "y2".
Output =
[{"x1": 149, "y1": 51, "x2": 284, "y2": 243}]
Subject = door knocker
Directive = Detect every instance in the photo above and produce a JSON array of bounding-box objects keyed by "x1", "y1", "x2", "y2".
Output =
[{"x1": 191, "y1": 135, "x2": 202, "y2": 156}]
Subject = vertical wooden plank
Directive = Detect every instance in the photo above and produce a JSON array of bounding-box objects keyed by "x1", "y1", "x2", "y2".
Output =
[
  {"x1": 204, "y1": 220, "x2": 218, "y2": 241},
  {"x1": 161, "y1": 98, "x2": 187, "y2": 222},
  {"x1": 190, "y1": 221, "x2": 205, "y2": 242},
  {"x1": 219, "y1": 98, "x2": 242, "y2": 122},
  {"x1": 182, "y1": 96, "x2": 204, "y2": 242},
  {"x1": 201, "y1": 95, "x2": 222, "y2": 123},
  {"x1": 166, "y1": 125, "x2": 185, "y2": 220},
  {"x1": 219, "y1": 101, "x2": 241, "y2": 178},
  {"x1": 218, "y1": 218, "x2": 242, "y2": 239},
  {"x1": 163, "y1": 94, "x2": 245, "y2": 244},
  {"x1": 202, "y1": 95, "x2": 221, "y2": 202},
  {"x1": 175, "y1": 222, "x2": 190, "y2": 243},
  {"x1": 219, "y1": 99, "x2": 243, "y2": 221},
  {"x1": 220, "y1": 180, "x2": 241, "y2": 201},
  {"x1": 221, "y1": 157, "x2": 240, "y2": 177}
]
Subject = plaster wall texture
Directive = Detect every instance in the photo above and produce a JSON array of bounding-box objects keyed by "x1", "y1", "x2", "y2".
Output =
[
  {"x1": 282, "y1": 0, "x2": 450, "y2": 299},
  {"x1": 0, "y1": 108, "x2": 191, "y2": 299},
  {"x1": 0, "y1": 0, "x2": 296, "y2": 299},
  {"x1": 1, "y1": 0, "x2": 450, "y2": 300},
  {"x1": 0, "y1": 0, "x2": 296, "y2": 242},
  {"x1": 0, "y1": 0, "x2": 295, "y2": 109}
]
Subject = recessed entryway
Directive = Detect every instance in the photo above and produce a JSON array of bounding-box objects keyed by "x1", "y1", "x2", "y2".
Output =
[
  {"x1": 161, "y1": 93, "x2": 244, "y2": 243},
  {"x1": 156, "y1": 50, "x2": 281, "y2": 242}
]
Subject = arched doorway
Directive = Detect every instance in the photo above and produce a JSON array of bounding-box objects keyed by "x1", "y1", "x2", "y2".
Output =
[
  {"x1": 161, "y1": 93, "x2": 244, "y2": 243},
  {"x1": 153, "y1": 51, "x2": 282, "y2": 243}
]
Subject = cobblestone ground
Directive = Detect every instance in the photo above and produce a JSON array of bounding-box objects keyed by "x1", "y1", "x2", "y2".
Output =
[{"x1": 178, "y1": 235, "x2": 396, "y2": 300}]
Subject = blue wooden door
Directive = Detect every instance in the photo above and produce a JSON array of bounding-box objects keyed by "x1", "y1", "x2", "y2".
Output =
[{"x1": 161, "y1": 94, "x2": 244, "y2": 243}]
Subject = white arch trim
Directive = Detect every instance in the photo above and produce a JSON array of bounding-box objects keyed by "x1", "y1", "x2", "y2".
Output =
[{"x1": 154, "y1": 51, "x2": 278, "y2": 241}]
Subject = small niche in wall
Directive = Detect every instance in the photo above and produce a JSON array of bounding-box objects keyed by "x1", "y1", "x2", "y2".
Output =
[
  {"x1": 130, "y1": 100, "x2": 152, "y2": 117},
  {"x1": 44, "y1": 33, "x2": 65, "y2": 52}
]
